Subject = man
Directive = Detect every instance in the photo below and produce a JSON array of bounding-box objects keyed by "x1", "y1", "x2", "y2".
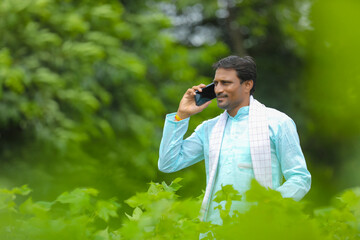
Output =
[{"x1": 158, "y1": 55, "x2": 311, "y2": 225}]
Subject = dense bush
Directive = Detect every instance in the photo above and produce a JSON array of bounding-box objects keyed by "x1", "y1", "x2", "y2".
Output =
[{"x1": 1, "y1": 179, "x2": 359, "y2": 240}]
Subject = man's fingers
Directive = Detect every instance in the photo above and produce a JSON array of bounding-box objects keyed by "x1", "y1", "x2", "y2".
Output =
[
  {"x1": 186, "y1": 88, "x2": 196, "y2": 96},
  {"x1": 185, "y1": 83, "x2": 208, "y2": 98},
  {"x1": 192, "y1": 86, "x2": 201, "y2": 92},
  {"x1": 192, "y1": 84, "x2": 206, "y2": 92},
  {"x1": 187, "y1": 83, "x2": 205, "y2": 96}
]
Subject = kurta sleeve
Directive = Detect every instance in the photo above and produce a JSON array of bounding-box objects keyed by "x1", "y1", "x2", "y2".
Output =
[
  {"x1": 158, "y1": 113, "x2": 205, "y2": 173},
  {"x1": 275, "y1": 118, "x2": 311, "y2": 201}
]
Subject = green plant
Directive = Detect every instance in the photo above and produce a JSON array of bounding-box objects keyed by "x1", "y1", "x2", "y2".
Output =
[{"x1": 0, "y1": 179, "x2": 359, "y2": 240}]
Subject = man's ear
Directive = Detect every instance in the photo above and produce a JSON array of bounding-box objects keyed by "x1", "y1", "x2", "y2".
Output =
[{"x1": 245, "y1": 80, "x2": 253, "y2": 93}]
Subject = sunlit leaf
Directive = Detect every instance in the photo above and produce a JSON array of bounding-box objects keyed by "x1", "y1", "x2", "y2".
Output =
[{"x1": 96, "y1": 199, "x2": 120, "y2": 222}]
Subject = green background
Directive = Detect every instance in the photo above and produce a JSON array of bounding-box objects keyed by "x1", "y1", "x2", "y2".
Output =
[{"x1": 0, "y1": 0, "x2": 359, "y2": 238}]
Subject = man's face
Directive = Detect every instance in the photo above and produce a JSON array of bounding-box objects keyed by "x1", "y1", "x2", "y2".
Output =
[{"x1": 213, "y1": 68, "x2": 251, "y2": 115}]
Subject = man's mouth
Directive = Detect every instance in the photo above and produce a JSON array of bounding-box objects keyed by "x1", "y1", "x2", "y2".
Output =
[{"x1": 216, "y1": 95, "x2": 227, "y2": 99}]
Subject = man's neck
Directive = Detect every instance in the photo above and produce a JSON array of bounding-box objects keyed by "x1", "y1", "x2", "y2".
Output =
[{"x1": 227, "y1": 97, "x2": 250, "y2": 117}]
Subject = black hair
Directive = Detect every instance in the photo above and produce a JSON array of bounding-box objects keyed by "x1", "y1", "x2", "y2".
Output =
[{"x1": 212, "y1": 55, "x2": 256, "y2": 95}]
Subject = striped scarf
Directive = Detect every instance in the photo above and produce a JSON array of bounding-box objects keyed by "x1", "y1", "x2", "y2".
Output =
[{"x1": 200, "y1": 96, "x2": 272, "y2": 221}]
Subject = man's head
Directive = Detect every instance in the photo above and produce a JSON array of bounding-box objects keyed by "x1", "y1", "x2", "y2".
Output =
[
  {"x1": 212, "y1": 56, "x2": 256, "y2": 116},
  {"x1": 212, "y1": 55, "x2": 256, "y2": 95}
]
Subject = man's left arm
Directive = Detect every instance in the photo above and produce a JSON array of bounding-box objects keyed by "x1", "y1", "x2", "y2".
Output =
[{"x1": 275, "y1": 118, "x2": 311, "y2": 201}]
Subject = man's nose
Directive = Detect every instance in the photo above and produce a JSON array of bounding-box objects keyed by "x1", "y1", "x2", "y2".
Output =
[{"x1": 215, "y1": 84, "x2": 224, "y2": 95}]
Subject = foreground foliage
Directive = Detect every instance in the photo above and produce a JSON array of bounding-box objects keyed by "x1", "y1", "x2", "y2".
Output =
[{"x1": 0, "y1": 179, "x2": 359, "y2": 240}]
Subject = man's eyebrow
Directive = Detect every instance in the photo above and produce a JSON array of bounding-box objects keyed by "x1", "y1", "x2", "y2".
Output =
[{"x1": 213, "y1": 79, "x2": 230, "y2": 82}]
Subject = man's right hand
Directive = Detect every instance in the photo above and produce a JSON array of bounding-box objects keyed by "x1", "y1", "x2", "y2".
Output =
[{"x1": 176, "y1": 84, "x2": 212, "y2": 119}]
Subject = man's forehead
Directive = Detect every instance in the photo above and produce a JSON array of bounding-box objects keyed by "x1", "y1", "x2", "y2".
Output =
[{"x1": 214, "y1": 68, "x2": 238, "y2": 80}]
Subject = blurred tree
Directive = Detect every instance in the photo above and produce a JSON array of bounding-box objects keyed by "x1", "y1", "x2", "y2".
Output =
[
  {"x1": 156, "y1": 0, "x2": 313, "y2": 109},
  {"x1": 0, "y1": 0, "x2": 227, "y2": 202},
  {"x1": 303, "y1": 0, "x2": 360, "y2": 204}
]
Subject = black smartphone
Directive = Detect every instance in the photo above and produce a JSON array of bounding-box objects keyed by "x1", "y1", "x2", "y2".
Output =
[{"x1": 195, "y1": 83, "x2": 216, "y2": 106}]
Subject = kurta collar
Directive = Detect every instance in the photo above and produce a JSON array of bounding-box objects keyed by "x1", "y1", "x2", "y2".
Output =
[{"x1": 226, "y1": 106, "x2": 249, "y2": 120}]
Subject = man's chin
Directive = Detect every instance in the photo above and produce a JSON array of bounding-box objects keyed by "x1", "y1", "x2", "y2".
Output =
[{"x1": 217, "y1": 101, "x2": 228, "y2": 110}]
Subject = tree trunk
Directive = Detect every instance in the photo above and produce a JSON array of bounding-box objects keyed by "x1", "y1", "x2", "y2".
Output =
[{"x1": 225, "y1": 6, "x2": 247, "y2": 56}]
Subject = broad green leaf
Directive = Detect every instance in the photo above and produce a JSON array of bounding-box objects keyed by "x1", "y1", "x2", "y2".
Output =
[
  {"x1": 56, "y1": 188, "x2": 98, "y2": 214},
  {"x1": 168, "y1": 177, "x2": 183, "y2": 192},
  {"x1": 125, "y1": 207, "x2": 143, "y2": 221},
  {"x1": 245, "y1": 179, "x2": 283, "y2": 203},
  {"x1": 11, "y1": 185, "x2": 32, "y2": 196},
  {"x1": 96, "y1": 199, "x2": 120, "y2": 222},
  {"x1": 338, "y1": 188, "x2": 360, "y2": 210},
  {"x1": 19, "y1": 198, "x2": 53, "y2": 217},
  {"x1": 213, "y1": 185, "x2": 242, "y2": 203},
  {"x1": 94, "y1": 228, "x2": 110, "y2": 240}
]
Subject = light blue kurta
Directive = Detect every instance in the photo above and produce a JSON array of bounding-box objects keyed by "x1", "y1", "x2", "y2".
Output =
[{"x1": 158, "y1": 106, "x2": 311, "y2": 224}]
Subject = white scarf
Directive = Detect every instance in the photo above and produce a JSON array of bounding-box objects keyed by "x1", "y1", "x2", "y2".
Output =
[{"x1": 200, "y1": 96, "x2": 272, "y2": 221}]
